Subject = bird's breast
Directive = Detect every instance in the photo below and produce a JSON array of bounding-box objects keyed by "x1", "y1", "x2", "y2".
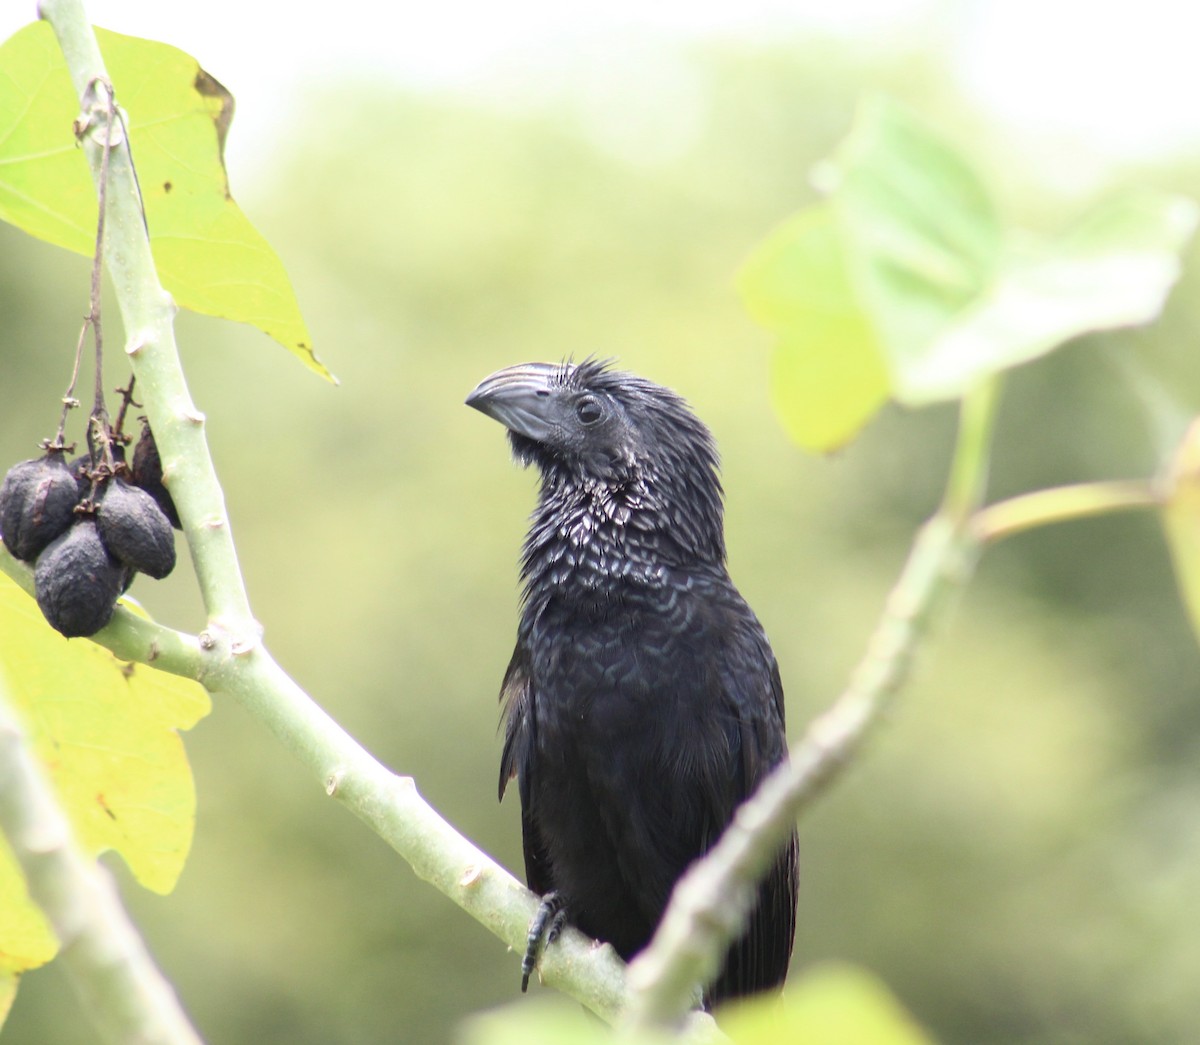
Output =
[{"x1": 524, "y1": 507, "x2": 671, "y2": 596}]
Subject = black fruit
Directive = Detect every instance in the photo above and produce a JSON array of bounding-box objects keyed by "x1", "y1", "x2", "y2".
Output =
[
  {"x1": 35, "y1": 520, "x2": 125, "y2": 637},
  {"x1": 130, "y1": 422, "x2": 180, "y2": 529},
  {"x1": 95, "y1": 478, "x2": 176, "y2": 579},
  {"x1": 0, "y1": 453, "x2": 81, "y2": 562}
]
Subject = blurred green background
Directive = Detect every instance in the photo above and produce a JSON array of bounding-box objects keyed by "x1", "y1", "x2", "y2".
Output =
[{"x1": 4, "y1": 25, "x2": 1200, "y2": 1045}]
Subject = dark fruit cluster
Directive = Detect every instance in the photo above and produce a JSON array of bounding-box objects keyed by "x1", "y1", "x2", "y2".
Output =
[{"x1": 0, "y1": 423, "x2": 180, "y2": 638}]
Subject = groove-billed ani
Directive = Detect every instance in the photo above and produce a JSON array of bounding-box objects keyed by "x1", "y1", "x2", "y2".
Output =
[{"x1": 466, "y1": 359, "x2": 797, "y2": 1006}]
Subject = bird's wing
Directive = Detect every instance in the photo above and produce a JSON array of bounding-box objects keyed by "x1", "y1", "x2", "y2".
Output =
[
  {"x1": 707, "y1": 621, "x2": 799, "y2": 1005},
  {"x1": 498, "y1": 642, "x2": 555, "y2": 896}
]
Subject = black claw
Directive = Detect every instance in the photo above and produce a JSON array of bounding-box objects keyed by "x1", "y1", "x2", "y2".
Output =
[
  {"x1": 547, "y1": 906, "x2": 567, "y2": 945},
  {"x1": 521, "y1": 891, "x2": 566, "y2": 992}
]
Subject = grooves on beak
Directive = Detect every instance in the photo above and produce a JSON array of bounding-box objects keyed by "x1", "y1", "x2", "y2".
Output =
[{"x1": 466, "y1": 362, "x2": 562, "y2": 442}]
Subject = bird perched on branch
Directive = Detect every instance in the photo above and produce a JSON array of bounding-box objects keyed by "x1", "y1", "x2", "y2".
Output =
[{"x1": 466, "y1": 359, "x2": 797, "y2": 1006}]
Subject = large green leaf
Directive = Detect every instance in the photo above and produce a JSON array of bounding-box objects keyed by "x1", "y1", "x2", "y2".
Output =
[
  {"x1": 906, "y1": 191, "x2": 1199, "y2": 403},
  {"x1": 738, "y1": 204, "x2": 889, "y2": 450},
  {"x1": 741, "y1": 95, "x2": 1196, "y2": 444},
  {"x1": 0, "y1": 572, "x2": 210, "y2": 981},
  {"x1": 831, "y1": 95, "x2": 1003, "y2": 402},
  {"x1": 0, "y1": 21, "x2": 333, "y2": 380}
]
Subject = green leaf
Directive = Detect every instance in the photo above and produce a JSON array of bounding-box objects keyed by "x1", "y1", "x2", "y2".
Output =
[
  {"x1": 0, "y1": 570, "x2": 210, "y2": 981},
  {"x1": 1162, "y1": 419, "x2": 1200, "y2": 647},
  {"x1": 737, "y1": 205, "x2": 889, "y2": 451},
  {"x1": 0, "y1": 22, "x2": 333, "y2": 380},
  {"x1": 721, "y1": 962, "x2": 938, "y2": 1045},
  {"x1": 905, "y1": 191, "x2": 1200, "y2": 403},
  {"x1": 741, "y1": 95, "x2": 1196, "y2": 434},
  {"x1": 830, "y1": 95, "x2": 1003, "y2": 403}
]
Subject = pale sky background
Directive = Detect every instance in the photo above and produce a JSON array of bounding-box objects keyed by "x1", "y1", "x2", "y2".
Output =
[{"x1": 4, "y1": 0, "x2": 1200, "y2": 187}]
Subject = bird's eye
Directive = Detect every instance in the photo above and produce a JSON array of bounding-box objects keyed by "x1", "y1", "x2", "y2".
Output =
[{"x1": 575, "y1": 396, "x2": 604, "y2": 425}]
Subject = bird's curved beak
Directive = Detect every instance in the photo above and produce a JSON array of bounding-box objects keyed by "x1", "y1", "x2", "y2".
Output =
[{"x1": 466, "y1": 362, "x2": 561, "y2": 442}]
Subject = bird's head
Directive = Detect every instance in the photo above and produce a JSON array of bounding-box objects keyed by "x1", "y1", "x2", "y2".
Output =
[{"x1": 467, "y1": 359, "x2": 725, "y2": 564}]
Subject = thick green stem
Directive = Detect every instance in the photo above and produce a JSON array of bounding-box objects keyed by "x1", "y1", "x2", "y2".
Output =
[
  {"x1": 206, "y1": 648, "x2": 632, "y2": 1021},
  {"x1": 1, "y1": 548, "x2": 203, "y2": 677}
]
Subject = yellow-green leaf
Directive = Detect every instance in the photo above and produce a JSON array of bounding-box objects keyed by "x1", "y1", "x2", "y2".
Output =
[
  {"x1": 0, "y1": 21, "x2": 333, "y2": 380},
  {"x1": 0, "y1": 572, "x2": 210, "y2": 900},
  {"x1": 741, "y1": 95, "x2": 1195, "y2": 427},
  {"x1": 738, "y1": 204, "x2": 889, "y2": 451},
  {"x1": 721, "y1": 962, "x2": 938, "y2": 1045}
]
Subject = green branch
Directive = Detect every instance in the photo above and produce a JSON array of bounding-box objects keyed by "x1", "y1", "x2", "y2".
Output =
[
  {"x1": 209, "y1": 649, "x2": 631, "y2": 1021},
  {"x1": 942, "y1": 379, "x2": 1001, "y2": 523},
  {"x1": 0, "y1": 548, "x2": 203, "y2": 677},
  {"x1": 973, "y1": 480, "x2": 1160, "y2": 544}
]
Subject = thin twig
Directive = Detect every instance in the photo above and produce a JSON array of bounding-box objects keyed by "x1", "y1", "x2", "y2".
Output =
[
  {"x1": 51, "y1": 78, "x2": 120, "y2": 462},
  {"x1": 973, "y1": 480, "x2": 1160, "y2": 544},
  {"x1": 51, "y1": 323, "x2": 85, "y2": 451},
  {"x1": 112, "y1": 376, "x2": 139, "y2": 440},
  {"x1": 85, "y1": 77, "x2": 116, "y2": 420}
]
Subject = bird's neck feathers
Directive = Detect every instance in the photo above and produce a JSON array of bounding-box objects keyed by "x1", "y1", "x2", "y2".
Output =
[{"x1": 519, "y1": 450, "x2": 726, "y2": 599}]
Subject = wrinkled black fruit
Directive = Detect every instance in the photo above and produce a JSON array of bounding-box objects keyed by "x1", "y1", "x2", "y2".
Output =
[
  {"x1": 130, "y1": 422, "x2": 180, "y2": 529},
  {"x1": 0, "y1": 453, "x2": 81, "y2": 562},
  {"x1": 96, "y1": 478, "x2": 176, "y2": 579},
  {"x1": 35, "y1": 520, "x2": 125, "y2": 637}
]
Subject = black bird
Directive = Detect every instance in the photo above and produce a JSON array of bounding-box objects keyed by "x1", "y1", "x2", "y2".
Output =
[{"x1": 466, "y1": 359, "x2": 797, "y2": 1006}]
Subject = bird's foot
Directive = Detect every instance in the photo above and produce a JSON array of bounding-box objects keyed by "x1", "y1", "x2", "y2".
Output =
[{"x1": 521, "y1": 891, "x2": 567, "y2": 992}]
